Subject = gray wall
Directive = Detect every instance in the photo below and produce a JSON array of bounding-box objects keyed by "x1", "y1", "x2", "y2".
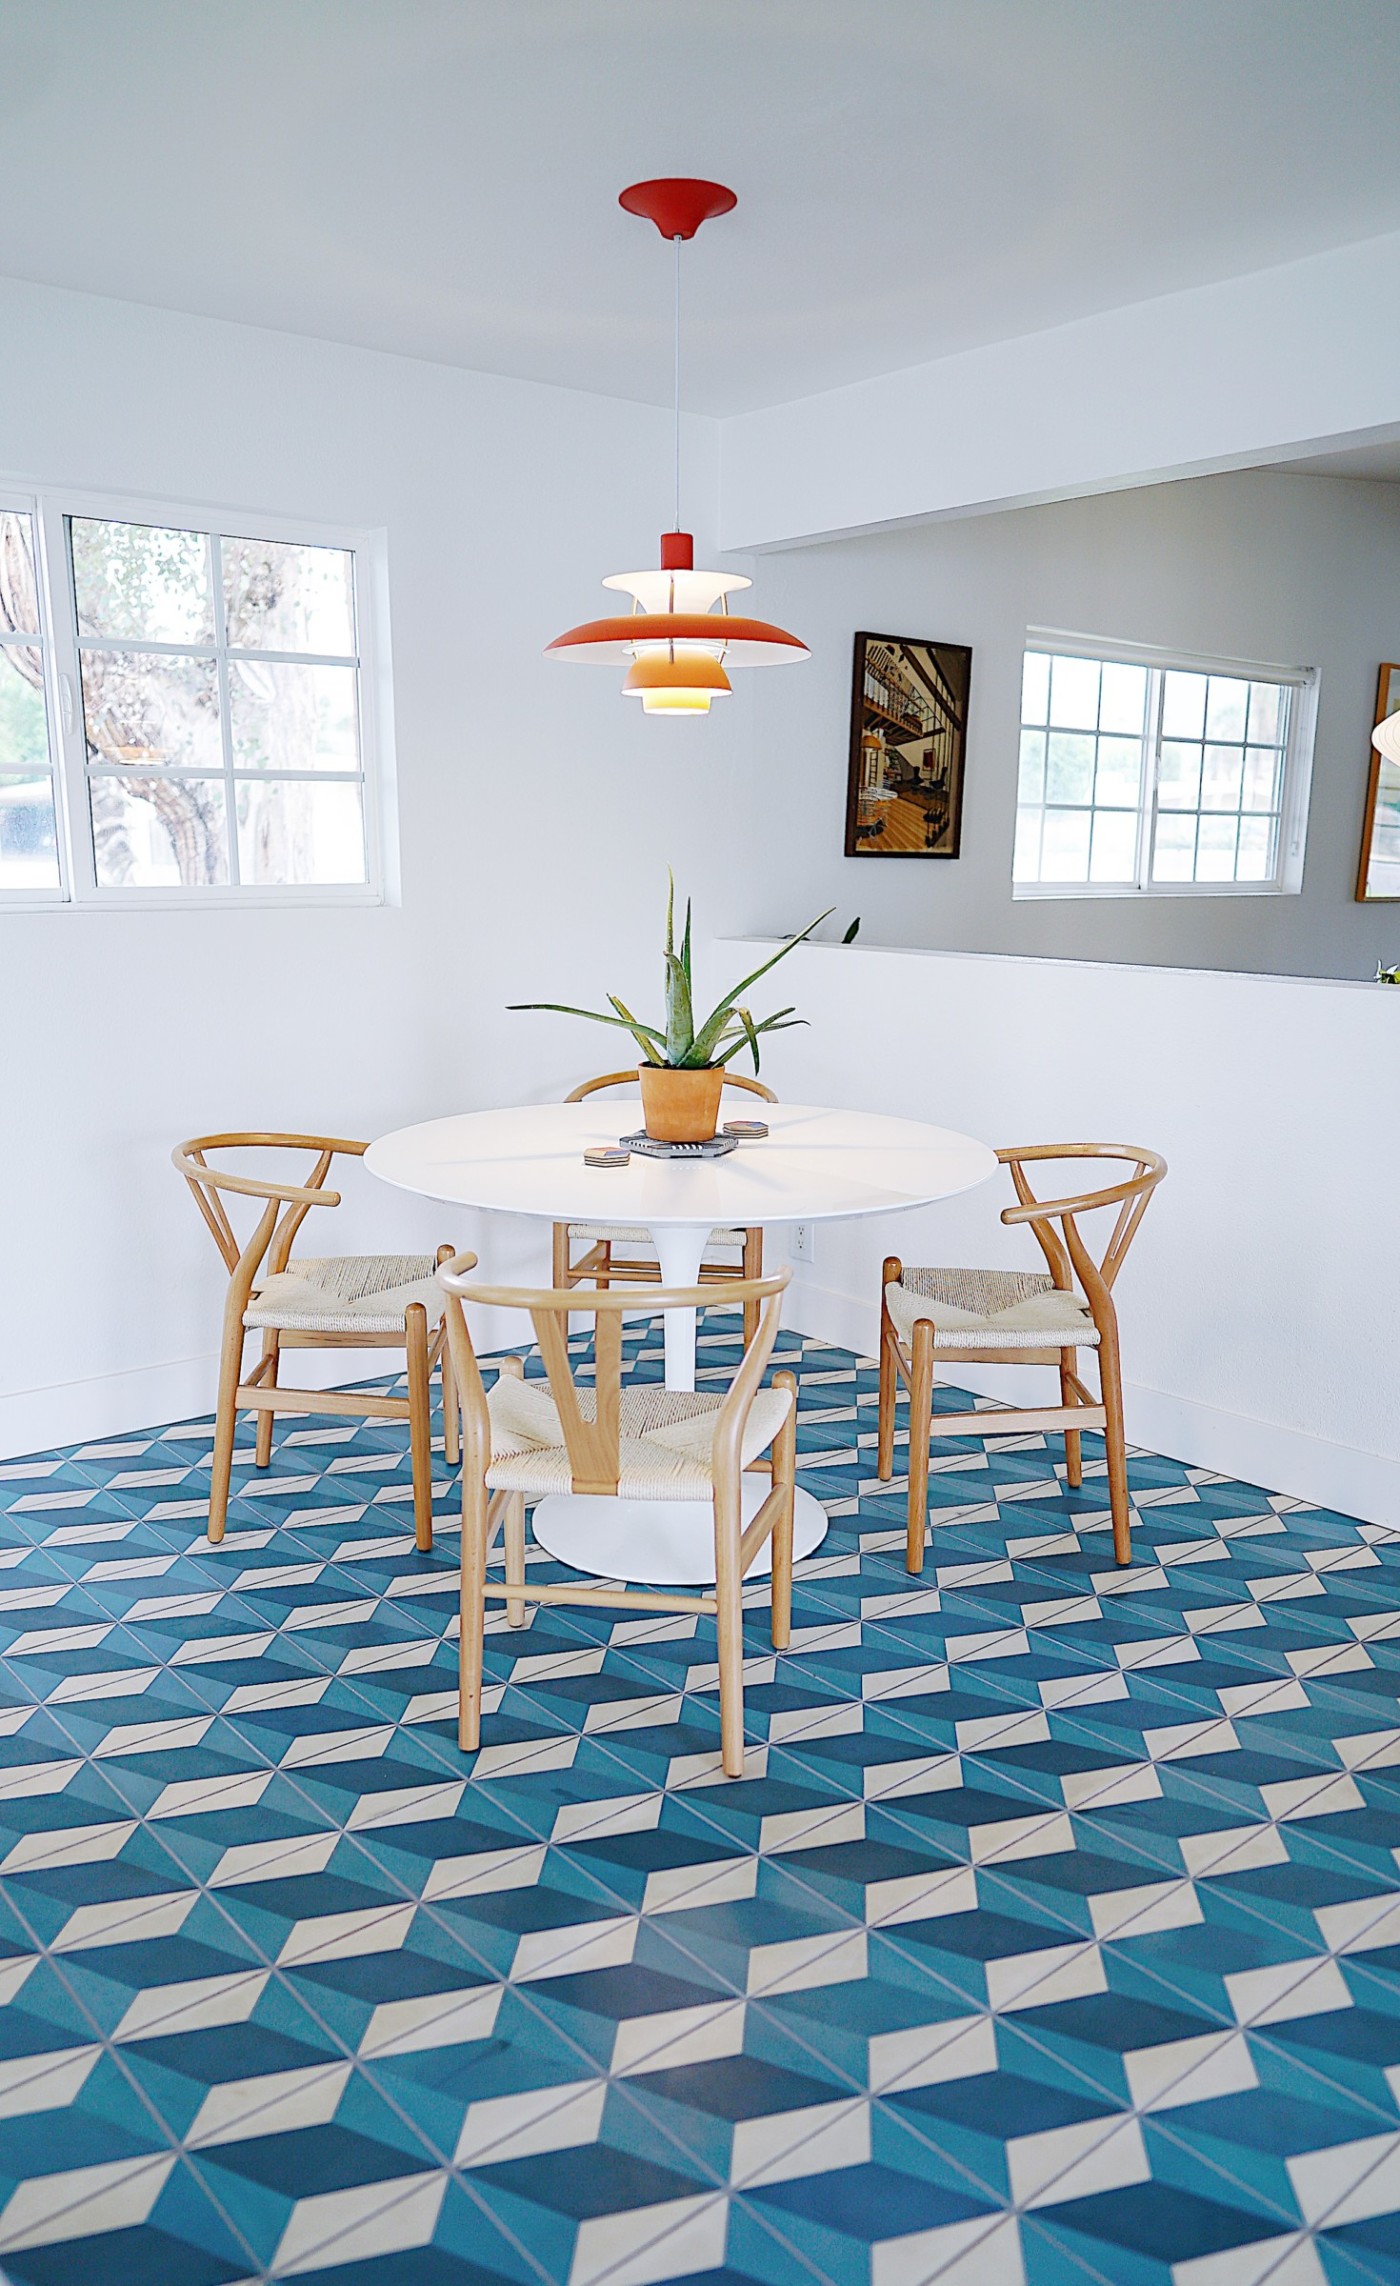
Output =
[{"x1": 738, "y1": 469, "x2": 1400, "y2": 978}]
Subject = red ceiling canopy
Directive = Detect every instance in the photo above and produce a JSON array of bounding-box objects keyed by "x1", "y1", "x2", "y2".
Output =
[{"x1": 618, "y1": 178, "x2": 737, "y2": 240}]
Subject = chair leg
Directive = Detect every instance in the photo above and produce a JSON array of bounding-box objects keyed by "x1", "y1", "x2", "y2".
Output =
[
  {"x1": 877, "y1": 1259, "x2": 902, "y2": 1480},
  {"x1": 207, "y1": 1313, "x2": 245, "y2": 1546},
  {"x1": 1099, "y1": 1324, "x2": 1133, "y2": 1567},
  {"x1": 1060, "y1": 1348, "x2": 1082, "y2": 1487},
  {"x1": 769, "y1": 1369, "x2": 797, "y2": 1652},
  {"x1": 439, "y1": 1332, "x2": 459, "y2": 1469},
  {"x1": 406, "y1": 1303, "x2": 434, "y2": 1553},
  {"x1": 435, "y1": 1249, "x2": 460, "y2": 1469},
  {"x1": 504, "y1": 1493, "x2": 527, "y2": 1627},
  {"x1": 459, "y1": 1475, "x2": 488, "y2": 1751},
  {"x1": 906, "y1": 1317, "x2": 934, "y2": 1576},
  {"x1": 742, "y1": 1227, "x2": 763, "y2": 1348},
  {"x1": 253, "y1": 1333, "x2": 279, "y2": 1468},
  {"x1": 713, "y1": 1478, "x2": 746, "y2": 1778}
]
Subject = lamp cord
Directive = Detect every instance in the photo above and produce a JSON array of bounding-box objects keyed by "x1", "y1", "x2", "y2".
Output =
[{"x1": 672, "y1": 234, "x2": 681, "y2": 532}]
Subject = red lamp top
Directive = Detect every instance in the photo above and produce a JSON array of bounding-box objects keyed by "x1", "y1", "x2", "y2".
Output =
[{"x1": 619, "y1": 179, "x2": 737, "y2": 240}]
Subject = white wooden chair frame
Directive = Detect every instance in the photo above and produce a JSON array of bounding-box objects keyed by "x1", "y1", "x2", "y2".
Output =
[
  {"x1": 439, "y1": 1255, "x2": 797, "y2": 1778},
  {"x1": 552, "y1": 1069, "x2": 776, "y2": 1346},
  {"x1": 174, "y1": 1132, "x2": 456, "y2": 1550},
  {"x1": 878, "y1": 1144, "x2": 1167, "y2": 1575}
]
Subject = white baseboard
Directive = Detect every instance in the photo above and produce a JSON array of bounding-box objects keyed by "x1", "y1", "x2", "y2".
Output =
[
  {"x1": 783, "y1": 1270, "x2": 1400, "y2": 1531},
  {"x1": 0, "y1": 1345, "x2": 407, "y2": 1462},
  {"x1": 8, "y1": 1286, "x2": 1398, "y2": 1532}
]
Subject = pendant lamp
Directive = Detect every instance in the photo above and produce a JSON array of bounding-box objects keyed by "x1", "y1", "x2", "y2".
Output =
[{"x1": 547, "y1": 177, "x2": 808, "y2": 714}]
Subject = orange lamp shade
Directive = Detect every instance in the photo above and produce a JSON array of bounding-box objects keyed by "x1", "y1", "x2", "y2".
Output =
[
  {"x1": 548, "y1": 609, "x2": 807, "y2": 668},
  {"x1": 622, "y1": 651, "x2": 732, "y2": 715}
]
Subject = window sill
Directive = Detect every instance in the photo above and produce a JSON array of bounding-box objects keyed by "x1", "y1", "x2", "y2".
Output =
[
  {"x1": 1012, "y1": 880, "x2": 1300, "y2": 902},
  {"x1": 0, "y1": 887, "x2": 386, "y2": 913}
]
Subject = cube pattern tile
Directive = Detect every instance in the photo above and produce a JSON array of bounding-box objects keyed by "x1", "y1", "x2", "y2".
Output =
[{"x1": 0, "y1": 1311, "x2": 1396, "y2": 2284}]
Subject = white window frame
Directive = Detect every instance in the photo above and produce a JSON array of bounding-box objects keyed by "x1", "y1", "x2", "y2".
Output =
[
  {"x1": 1013, "y1": 627, "x2": 1318, "y2": 901},
  {"x1": 0, "y1": 481, "x2": 392, "y2": 910},
  {"x1": 0, "y1": 490, "x2": 68, "y2": 907}
]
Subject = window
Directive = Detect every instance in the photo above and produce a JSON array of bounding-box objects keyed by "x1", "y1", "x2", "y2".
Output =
[
  {"x1": 0, "y1": 491, "x2": 383, "y2": 904},
  {"x1": 0, "y1": 511, "x2": 61, "y2": 898},
  {"x1": 1013, "y1": 633, "x2": 1316, "y2": 897}
]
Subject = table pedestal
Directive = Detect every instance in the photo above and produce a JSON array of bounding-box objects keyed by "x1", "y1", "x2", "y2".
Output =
[
  {"x1": 531, "y1": 1477, "x2": 829, "y2": 1587},
  {"x1": 650, "y1": 1220, "x2": 710, "y2": 1391}
]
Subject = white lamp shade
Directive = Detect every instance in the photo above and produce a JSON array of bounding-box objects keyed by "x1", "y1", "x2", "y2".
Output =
[
  {"x1": 1373, "y1": 709, "x2": 1400, "y2": 764},
  {"x1": 602, "y1": 567, "x2": 750, "y2": 612}
]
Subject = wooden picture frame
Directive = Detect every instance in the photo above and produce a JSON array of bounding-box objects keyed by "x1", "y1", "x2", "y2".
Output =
[
  {"x1": 1356, "y1": 662, "x2": 1400, "y2": 901},
  {"x1": 845, "y1": 631, "x2": 971, "y2": 858}
]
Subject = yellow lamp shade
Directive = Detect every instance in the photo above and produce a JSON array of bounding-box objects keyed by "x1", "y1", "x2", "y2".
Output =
[{"x1": 622, "y1": 651, "x2": 732, "y2": 716}]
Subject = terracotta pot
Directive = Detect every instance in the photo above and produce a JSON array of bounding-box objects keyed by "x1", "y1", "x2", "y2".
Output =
[{"x1": 638, "y1": 1064, "x2": 724, "y2": 1143}]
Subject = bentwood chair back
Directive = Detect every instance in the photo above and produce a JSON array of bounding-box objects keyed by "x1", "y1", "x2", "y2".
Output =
[
  {"x1": 438, "y1": 1255, "x2": 796, "y2": 1777},
  {"x1": 173, "y1": 1132, "x2": 456, "y2": 1550},
  {"x1": 878, "y1": 1144, "x2": 1166, "y2": 1574},
  {"x1": 553, "y1": 1068, "x2": 778, "y2": 1344}
]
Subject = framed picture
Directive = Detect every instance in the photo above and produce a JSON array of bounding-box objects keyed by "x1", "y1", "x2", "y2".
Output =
[
  {"x1": 1357, "y1": 663, "x2": 1400, "y2": 901},
  {"x1": 845, "y1": 631, "x2": 971, "y2": 858}
]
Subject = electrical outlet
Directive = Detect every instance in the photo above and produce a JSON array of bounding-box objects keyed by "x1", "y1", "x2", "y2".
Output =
[{"x1": 791, "y1": 1221, "x2": 814, "y2": 1263}]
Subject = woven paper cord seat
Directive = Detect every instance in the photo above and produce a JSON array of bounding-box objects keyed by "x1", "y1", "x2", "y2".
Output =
[
  {"x1": 484, "y1": 1375, "x2": 794, "y2": 1501},
  {"x1": 878, "y1": 1144, "x2": 1166, "y2": 1577},
  {"x1": 887, "y1": 1267, "x2": 1100, "y2": 1349},
  {"x1": 245, "y1": 1254, "x2": 443, "y2": 1335}
]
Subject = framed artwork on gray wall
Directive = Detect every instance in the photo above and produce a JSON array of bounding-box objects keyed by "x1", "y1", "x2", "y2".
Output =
[
  {"x1": 845, "y1": 630, "x2": 972, "y2": 858},
  {"x1": 1357, "y1": 661, "x2": 1400, "y2": 901}
]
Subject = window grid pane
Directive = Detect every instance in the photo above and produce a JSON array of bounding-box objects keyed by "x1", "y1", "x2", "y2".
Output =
[
  {"x1": 0, "y1": 513, "x2": 61, "y2": 895},
  {"x1": 1148, "y1": 671, "x2": 1290, "y2": 887},
  {"x1": 1016, "y1": 644, "x2": 1298, "y2": 896},
  {"x1": 70, "y1": 516, "x2": 366, "y2": 893},
  {"x1": 1014, "y1": 650, "x2": 1146, "y2": 888}
]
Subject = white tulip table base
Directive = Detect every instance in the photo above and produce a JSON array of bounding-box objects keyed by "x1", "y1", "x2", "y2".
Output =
[{"x1": 529, "y1": 1479, "x2": 829, "y2": 1587}]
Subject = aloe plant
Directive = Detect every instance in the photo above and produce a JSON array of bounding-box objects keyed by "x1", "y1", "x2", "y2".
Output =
[{"x1": 509, "y1": 875, "x2": 832, "y2": 1072}]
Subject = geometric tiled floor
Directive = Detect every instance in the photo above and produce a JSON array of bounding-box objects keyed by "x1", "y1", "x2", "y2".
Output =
[{"x1": 1, "y1": 1310, "x2": 1399, "y2": 2285}]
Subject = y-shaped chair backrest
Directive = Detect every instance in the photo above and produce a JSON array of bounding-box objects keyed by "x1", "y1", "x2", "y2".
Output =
[
  {"x1": 997, "y1": 1144, "x2": 1167, "y2": 1322},
  {"x1": 437, "y1": 1256, "x2": 790, "y2": 1498},
  {"x1": 172, "y1": 1131, "x2": 366, "y2": 1315}
]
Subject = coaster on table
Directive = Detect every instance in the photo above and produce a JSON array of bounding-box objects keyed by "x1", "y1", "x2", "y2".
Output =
[
  {"x1": 583, "y1": 1147, "x2": 631, "y2": 1167},
  {"x1": 617, "y1": 1131, "x2": 739, "y2": 1160},
  {"x1": 722, "y1": 1120, "x2": 769, "y2": 1139}
]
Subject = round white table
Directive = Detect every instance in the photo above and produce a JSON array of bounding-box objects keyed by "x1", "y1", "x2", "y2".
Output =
[{"x1": 366, "y1": 1101, "x2": 995, "y2": 1585}]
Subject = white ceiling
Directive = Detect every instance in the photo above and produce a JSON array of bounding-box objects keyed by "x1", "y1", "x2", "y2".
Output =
[{"x1": 4, "y1": 0, "x2": 1400, "y2": 416}]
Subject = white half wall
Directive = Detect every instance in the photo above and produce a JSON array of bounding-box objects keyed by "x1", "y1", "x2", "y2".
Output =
[
  {"x1": 717, "y1": 938, "x2": 1400, "y2": 1526},
  {"x1": 721, "y1": 229, "x2": 1400, "y2": 549},
  {"x1": 0, "y1": 277, "x2": 733, "y2": 1456}
]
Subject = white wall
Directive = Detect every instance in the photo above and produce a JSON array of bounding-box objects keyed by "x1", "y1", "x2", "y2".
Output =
[
  {"x1": 739, "y1": 470, "x2": 1400, "y2": 980},
  {"x1": 727, "y1": 938, "x2": 1400, "y2": 1526},
  {"x1": 721, "y1": 229, "x2": 1400, "y2": 548},
  {"x1": 0, "y1": 277, "x2": 739, "y2": 1454}
]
